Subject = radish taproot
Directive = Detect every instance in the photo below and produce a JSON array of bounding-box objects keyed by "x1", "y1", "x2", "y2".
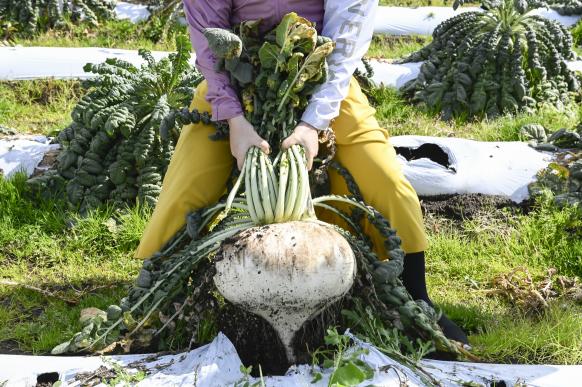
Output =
[{"x1": 214, "y1": 221, "x2": 356, "y2": 362}]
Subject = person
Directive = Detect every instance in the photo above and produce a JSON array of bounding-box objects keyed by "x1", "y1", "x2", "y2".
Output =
[{"x1": 134, "y1": 0, "x2": 469, "y2": 345}]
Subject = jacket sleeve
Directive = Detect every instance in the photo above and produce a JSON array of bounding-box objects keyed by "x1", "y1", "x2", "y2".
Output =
[
  {"x1": 183, "y1": 0, "x2": 243, "y2": 121},
  {"x1": 300, "y1": 0, "x2": 378, "y2": 130}
]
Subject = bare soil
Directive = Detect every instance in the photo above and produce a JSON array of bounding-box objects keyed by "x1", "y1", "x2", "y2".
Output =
[
  {"x1": 35, "y1": 372, "x2": 60, "y2": 387},
  {"x1": 420, "y1": 193, "x2": 528, "y2": 221},
  {"x1": 31, "y1": 149, "x2": 60, "y2": 178},
  {"x1": 0, "y1": 339, "x2": 24, "y2": 355}
]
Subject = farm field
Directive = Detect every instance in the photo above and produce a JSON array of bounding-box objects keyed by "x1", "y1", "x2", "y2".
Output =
[{"x1": 1, "y1": 0, "x2": 582, "y2": 376}]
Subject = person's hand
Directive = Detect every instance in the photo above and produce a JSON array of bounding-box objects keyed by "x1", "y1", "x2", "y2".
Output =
[
  {"x1": 281, "y1": 121, "x2": 319, "y2": 170},
  {"x1": 228, "y1": 115, "x2": 270, "y2": 170}
]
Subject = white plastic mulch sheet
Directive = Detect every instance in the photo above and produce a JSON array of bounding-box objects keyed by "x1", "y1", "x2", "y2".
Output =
[
  {"x1": 115, "y1": 1, "x2": 187, "y2": 25},
  {"x1": 360, "y1": 60, "x2": 423, "y2": 89},
  {"x1": 373, "y1": 6, "x2": 580, "y2": 35},
  {"x1": 363, "y1": 59, "x2": 582, "y2": 89},
  {"x1": 4, "y1": 46, "x2": 582, "y2": 88},
  {"x1": 115, "y1": 1, "x2": 150, "y2": 23},
  {"x1": 391, "y1": 136, "x2": 552, "y2": 202},
  {"x1": 0, "y1": 135, "x2": 59, "y2": 178},
  {"x1": 0, "y1": 46, "x2": 196, "y2": 81},
  {"x1": 113, "y1": 3, "x2": 582, "y2": 34},
  {"x1": 1, "y1": 333, "x2": 581, "y2": 386}
]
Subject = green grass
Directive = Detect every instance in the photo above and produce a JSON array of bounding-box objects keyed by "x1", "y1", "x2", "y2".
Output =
[
  {"x1": 471, "y1": 304, "x2": 582, "y2": 364},
  {"x1": 0, "y1": 18, "x2": 185, "y2": 134},
  {"x1": 370, "y1": 86, "x2": 582, "y2": 140},
  {"x1": 367, "y1": 34, "x2": 429, "y2": 59},
  {"x1": 0, "y1": 174, "x2": 147, "y2": 353},
  {"x1": 2, "y1": 174, "x2": 580, "y2": 364},
  {"x1": 425, "y1": 198, "x2": 582, "y2": 364},
  {"x1": 0, "y1": 79, "x2": 82, "y2": 134},
  {"x1": 12, "y1": 19, "x2": 181, "y2": 51}
]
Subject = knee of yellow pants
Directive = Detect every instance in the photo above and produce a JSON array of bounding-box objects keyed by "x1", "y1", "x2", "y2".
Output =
[
  {"x1": 331, "y1": 141, "x2": 428, "y2": 256},
  {"x1": 190, "y1": 81, "x2": 211, "y2": 111},
  {"x1": 328, "y1": 78, "x2": 428, "y2": 256},
  {"x1": 134, "y1": 81, "x2": 233, "y2": 259},
  {"x1": 319, "y1": 163, "x2": 427, "y2": 258}
]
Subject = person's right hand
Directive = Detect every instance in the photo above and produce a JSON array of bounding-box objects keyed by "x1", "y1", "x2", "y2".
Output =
[{"x1": 228, "y1": 115, "x2": 270, "y2": 170}]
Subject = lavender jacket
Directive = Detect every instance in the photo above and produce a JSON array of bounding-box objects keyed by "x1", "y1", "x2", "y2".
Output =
[{"x1": 183, "y1": 0, "x2": 378, "y2": 130}]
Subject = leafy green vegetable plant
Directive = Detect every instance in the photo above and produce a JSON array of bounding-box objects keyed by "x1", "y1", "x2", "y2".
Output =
[
  {"x1": 202, "y1": 13, "x2": 333, "y2": 224},
  {"x1": 28, "y1": 35, "x2": 224, "y2": 212},
  {"x1": 548, "y1": 0, "x2": 582, "y2": 15},
  {"x1": 525, "y1": 124, "x2": 582, "y2": 207},
  {"x1": 0, "y1": 0, "x2": 116, "y2": 36},
  {"x1": 138, "y1": 0, "x2": 186, "y2": 44},
  {"x1": 234, "y1": 364, "x2": 266, "y2": 387},
  {"x1": 401, "y1": 0, "x2": 579, "y2": 120}
]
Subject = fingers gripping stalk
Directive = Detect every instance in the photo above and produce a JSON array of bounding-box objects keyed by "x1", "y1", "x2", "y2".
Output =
[{"x1": 221, "y1": 145, "x2": 315, "y2": 224}]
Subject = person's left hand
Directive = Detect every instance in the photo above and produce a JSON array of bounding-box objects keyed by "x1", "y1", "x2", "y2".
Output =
[{"x1": 281, "y1": 121, "x2": 319, "y2": 170}]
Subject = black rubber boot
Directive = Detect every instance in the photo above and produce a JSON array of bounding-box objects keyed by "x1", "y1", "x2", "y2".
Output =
[{"x1": 402, "y1": 251, "x2": 469, "y2": 346}]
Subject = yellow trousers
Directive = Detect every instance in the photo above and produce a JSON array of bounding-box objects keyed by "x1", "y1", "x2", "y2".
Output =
[{"x1": 135, "y1": 78, "x2": 428, "y2": 259}]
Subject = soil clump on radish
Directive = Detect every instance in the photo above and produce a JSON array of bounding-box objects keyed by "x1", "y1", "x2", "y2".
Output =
[{"x1": 217, "y1": 302, "x2": 334, "y2": 375}]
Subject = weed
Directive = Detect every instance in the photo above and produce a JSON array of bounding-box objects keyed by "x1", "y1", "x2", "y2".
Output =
[
  {"x1": 368, "y1": 34, "x2": 429, "y2": 59},
  {"x1": 310, "y1": 328, "x2": 375, "y2": 387},
  {"x1": 472, "y1": 303, "x2": 582, "y2": 364},
  {"x1": 342, "y1": 301, "x2": 434, "y2": 362},
  {"x1": 234, "y1": 364, "x2": 266, "y2": 387},
  {"x1": 12, "y1": 19, "x2": 183, "y2": 51}
]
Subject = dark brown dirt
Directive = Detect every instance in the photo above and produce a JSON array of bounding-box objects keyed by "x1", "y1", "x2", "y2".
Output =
[
  {"x1": 217, "y1": 301, "x2": 340, "y2": 376},
  {"x1": 31, "y1": 149, "x2": 60, "y2": 178},
  {"x1": 420, "y1": 193, "x2": 529, "y2": 221},
  {"x1": 73, "y1": 366, "x2": 119, "y2": 386},
  {"x1": 0, "y1": 339, "x2": 25, "y2": 355},
  {"x1": 218, "y1": 303, "x2": 288, "y2": 374},
  {"x1": 36, "y1": 372, "x2": 60, "y2": 387}
]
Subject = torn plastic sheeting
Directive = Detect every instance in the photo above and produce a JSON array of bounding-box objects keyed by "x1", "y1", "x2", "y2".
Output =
[
  {"x1": 373, "y1": 6, "x2": 580, "y2": 36},
  {"x1": 2, "y1": 333, "x2": 582, "y2": 386},
  {"x1": 0, "y1": 135, "x2": 59, "y2": 178},
  {"x1": 390, "y1": 136, "x2": 552, "y2": 202},
  {"x1": 0, "y1": 46, "x2": 196, "y2": 81}
]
